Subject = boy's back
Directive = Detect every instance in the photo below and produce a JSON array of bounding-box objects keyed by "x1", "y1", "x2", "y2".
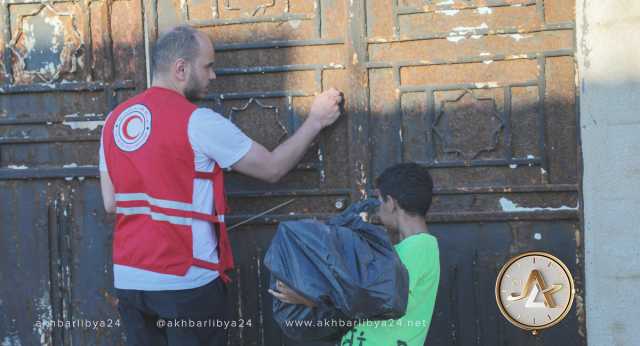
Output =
[{"x1": 340, "y1": 232, "x2": 440, "y2": 346}]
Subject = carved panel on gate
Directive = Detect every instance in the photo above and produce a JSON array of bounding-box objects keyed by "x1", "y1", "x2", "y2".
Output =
[
  {"x1": 433, "y1": 90, "x2": 503, "y2": 161},
  {"x1": 8, "y1": 3, "x2": 84, "y2": 84},
  {"x1": 227, "y1": 98, "x2": 288, "y2": 151}
]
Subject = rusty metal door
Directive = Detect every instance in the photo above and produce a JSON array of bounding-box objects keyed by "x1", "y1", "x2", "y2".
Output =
[{"x1": 0, "y1": 0, "x2": 584, "y2": 345}]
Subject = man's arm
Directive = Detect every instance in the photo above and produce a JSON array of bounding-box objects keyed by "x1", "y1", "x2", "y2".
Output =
[
  {"x1": 231, "y1": 88, "x2": 342, "y2": 183},
  {"x1": 100, "y1": 171, "x2": 116, "y2": 214}
]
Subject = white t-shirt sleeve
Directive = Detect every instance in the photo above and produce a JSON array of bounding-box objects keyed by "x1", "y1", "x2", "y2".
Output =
[
  {"x1": 188, "y1": 108, "x2": 253, "y2": 169},
  {"x1": 99, "y1": 115, "x2": 109, "y2": 173}
]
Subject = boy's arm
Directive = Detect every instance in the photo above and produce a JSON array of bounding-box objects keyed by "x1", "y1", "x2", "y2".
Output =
[{"x1": 268, "y1": 280, "x2": 317, "y2": 308}]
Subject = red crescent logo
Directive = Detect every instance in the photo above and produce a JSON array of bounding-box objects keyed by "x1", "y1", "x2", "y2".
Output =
[{"x1": 122, "y1": 114, "x2": 142, "y2": 140}]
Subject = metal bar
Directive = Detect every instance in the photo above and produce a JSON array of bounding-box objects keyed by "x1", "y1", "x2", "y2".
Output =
[
  {"x1": 229, "y1": 188, "x2": 351, "y2": 198},
  {"x1": 392, "y1": 0, "x2": 400, "y2": 39},
  {"x1": 393, "y1": 65, "x2": 403, "y2": 163},
  {"x1": 205, "y1": 90, "x2": 309, "y2": 100},
  {"x1": 214, "y1": 38, "x2": 343, "y2": 51},
  {"x1": 47, "y1": 200, "x2": 64, "y2": 346},
  {"x1": 0, "y1": 167, "x2": 98, "y2": 180},
  {"x1": 397, "y1": 0, "x2": 538, "y2": 15},
  {"x1": 223, "y1": 210, "x2": 580, "y2": 226},
  {"x1": 314, "y1": 68, "x2": 322, "y2": 93},
  {"x1": 434, "y1": 184, "x2": 578, "y2": 194},
  {"x1": 188, "y1": 13, "x2": 311, "y2": 27},
  {"x1": 537, "y1": 54, "x2": 549, "y2": 183},
  {"x1": 425, "y1": 90, "x2": 436, "y2": 162},
  {"x1": 400, "y1": 81, "x2": 538, "y2": 93},
  {"x1": 503, "y1": 87, "x2": 513, "y2": 160},
  {"x1": 104, "y1": 0, "x2": 116, "y2": 82},
  {"x1": 346, "y1": 0, "x2": 371, "y2": 200},
  {"x1": 365, "y1": 185, "x2": 579, "y2": 196},
  {"x1": 0, "y1": 80, "x2": 135, "y2": 94},
  {"x1": 215, "y1": 63, "x2": 344, "y2": 76},
  {"x1": 3, "y1": 0, "x2": 80, "y2": 4},
  {"x1": 536, "y1": 0, "x2": 545, "y2": 23},
  {"x1": 314, "y1": 0, "x2": 321, "y2": 39},
  {"x1": 366, "y1": 22, "x2": 575, "y2": 43},
  {"x1": 0, "y1": 161, "x2": 325, "y2": 180},
  {"x1": 414, "y1": 157, "x2": 541, "y2": 168},
  {"x1": 83, "y1": 0, "x2": 94, "y2": 82},
  {"x1": 0, "y1": 112, "x2": 105, "y2": 125},
  {"x1": 0, "y1": 136, "x2": 100, "y2": 144},
  {"x1": 426, "y1": 210, "x2": 579, "y2": 223},
  {"x1": 1, "y1": 2, "x2": 13, "y2": 84},
  {"x1": 365, "y1": 49, "x2": 574, "y2": 69}
]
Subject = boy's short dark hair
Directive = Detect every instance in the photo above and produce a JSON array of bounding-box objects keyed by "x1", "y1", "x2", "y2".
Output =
[{"x1": 375, "y1": 163, "x2": 434, "y2": 217}]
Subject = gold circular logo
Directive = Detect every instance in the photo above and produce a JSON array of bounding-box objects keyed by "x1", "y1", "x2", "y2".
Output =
[{"x1": 495, "y1": 252, "x2": 575, "y2": 334}]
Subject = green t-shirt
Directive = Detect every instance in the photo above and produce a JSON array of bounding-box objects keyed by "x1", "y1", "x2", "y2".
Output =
[{"x1": 340, "y1": 233, "x2": 440, "y2": 346}]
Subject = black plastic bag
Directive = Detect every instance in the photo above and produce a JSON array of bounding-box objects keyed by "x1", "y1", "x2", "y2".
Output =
[{"x1": 264, "y1": 199, "x2": 409, "y2": 342}]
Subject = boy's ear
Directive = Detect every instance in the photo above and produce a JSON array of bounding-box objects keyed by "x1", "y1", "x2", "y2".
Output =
[{"x1": 387, "y1": 195, "x2": 398, "y2": 212}]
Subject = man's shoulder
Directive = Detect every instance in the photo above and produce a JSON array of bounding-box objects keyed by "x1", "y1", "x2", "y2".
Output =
[{"x1": 190, "y1": 107, "x2": 226, "y2": 121}]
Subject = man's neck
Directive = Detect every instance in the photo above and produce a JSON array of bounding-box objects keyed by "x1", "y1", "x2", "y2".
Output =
[
  {"x1": 396, "y1": 215, "x2": 428, "y2": 241},
  {"x1": 151, "y1": 78, "x2": 183, "y2": 96}
]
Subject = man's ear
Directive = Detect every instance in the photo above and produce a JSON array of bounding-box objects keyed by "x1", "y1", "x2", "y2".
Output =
[{"x1": 174, "y1": 58, "x2": 188, "y2": 82}]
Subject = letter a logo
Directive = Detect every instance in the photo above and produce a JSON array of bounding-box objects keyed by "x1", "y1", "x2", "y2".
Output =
[{"x1": 507, "y1": 270, "x2": 562, "y2": 308}]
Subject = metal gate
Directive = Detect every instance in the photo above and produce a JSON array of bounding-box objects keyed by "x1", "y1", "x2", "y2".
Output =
[{"x1": 0, "y1": 0, "x2": 584, "y2": 345}]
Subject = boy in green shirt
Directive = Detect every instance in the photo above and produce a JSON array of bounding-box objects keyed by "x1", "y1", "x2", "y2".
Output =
[{"x1": 270, "y1": 163, "x2": 440, "y2": 346}]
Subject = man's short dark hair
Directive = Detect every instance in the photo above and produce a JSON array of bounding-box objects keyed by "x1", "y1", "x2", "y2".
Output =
[
  {"x1": 375, "y1": 163, "x2": 434, "y2": 217},
  {"x1": 152, "y1": 26, "x2": 201, "y2": 76}
]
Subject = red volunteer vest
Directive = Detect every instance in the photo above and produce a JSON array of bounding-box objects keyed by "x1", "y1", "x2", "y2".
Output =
[{"x1": 103, "y1": 87, "x2": 234, "y2": 283}]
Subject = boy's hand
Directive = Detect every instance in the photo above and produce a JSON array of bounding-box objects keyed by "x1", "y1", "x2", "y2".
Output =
[{"x1": 268, "y1": 280, "x2": 317, "y2": 308}]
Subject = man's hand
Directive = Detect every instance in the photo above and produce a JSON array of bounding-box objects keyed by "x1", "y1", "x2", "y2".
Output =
[
  {"x1": 268, "y1": 280, "x2": 317, "y2": 308},
  {"x1": 308, "y1": 88, "x2": 343, "y2": 129}
]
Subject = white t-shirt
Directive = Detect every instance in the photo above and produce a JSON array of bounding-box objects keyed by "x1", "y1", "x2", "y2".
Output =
[{"x1": 100, "y1": 107, "x2": 252, "y2": 290}]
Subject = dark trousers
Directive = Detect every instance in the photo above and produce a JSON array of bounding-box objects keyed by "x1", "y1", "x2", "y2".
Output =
[{"x1": 116, "y1": 278, "x2": 229, "y2": 346}]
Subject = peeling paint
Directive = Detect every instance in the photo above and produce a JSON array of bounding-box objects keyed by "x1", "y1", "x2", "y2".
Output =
[
  {"x1": 452, "y1": 23, "x2": 489, "y2": 35},
  {"x1": 437, "y1": 10, "x2": 459, "y2": 16},
  {"x1": 499, "y1": 197, "x2": 578, "y2": 212},
  {"x1": 476, "y1": 7, "x2": 493, "y2": 15},
  {"x1": 62, "y1": 113, "x2": 105, "y2": 130},
  {"x1": 317, "y1": 147, "x2": 325, "y2": 183},
  {"x1": 475, "y1": 82, "x2": 498, "y2": 88},
  {"x1": 509, "y1": 164, "x2": 518, "y2": 169},
  {"x1": 33, "y1": 289, "x2": 52, "y2": 344},
  {"x1": 1, "y1": 334, "x2": 22, "y2": 346},
  {"x1": 436, "y1": 0, "x2": 454, "y2": 5},
  {"x1": 288, "y1": 20, "x2": 301, "y2": 29},
  {"x1": 483, "y1": 60, "x2": 494, "y2": 64},
  {"x1": 8, "y1": 165, "x2": 28, "y2": 169},
  {"x1": 447, "y1": 36, "x2": 466, "y2": 43},
  {"x1": 509, "y1": 34, "x2": 533, "y2": 42}
]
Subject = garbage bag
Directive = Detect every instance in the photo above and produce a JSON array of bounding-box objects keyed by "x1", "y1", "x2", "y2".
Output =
[{"x1": 264, "y1": 199, "x2": 409, "y2": 342}]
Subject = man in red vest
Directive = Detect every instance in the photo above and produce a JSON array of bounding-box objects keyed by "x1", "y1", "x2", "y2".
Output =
[{"x1": 99, "y1": 25, "x2": 342, "y2": 346}]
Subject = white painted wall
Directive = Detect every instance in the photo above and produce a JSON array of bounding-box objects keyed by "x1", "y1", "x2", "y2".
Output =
[{"x1": 577, "y1": 1, "x2": 640, "y2": 345}]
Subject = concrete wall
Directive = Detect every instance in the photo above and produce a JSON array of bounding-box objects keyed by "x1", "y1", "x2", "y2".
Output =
[{"x1": 578, "y1": 1, "x2": 640, "y2": 345}]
